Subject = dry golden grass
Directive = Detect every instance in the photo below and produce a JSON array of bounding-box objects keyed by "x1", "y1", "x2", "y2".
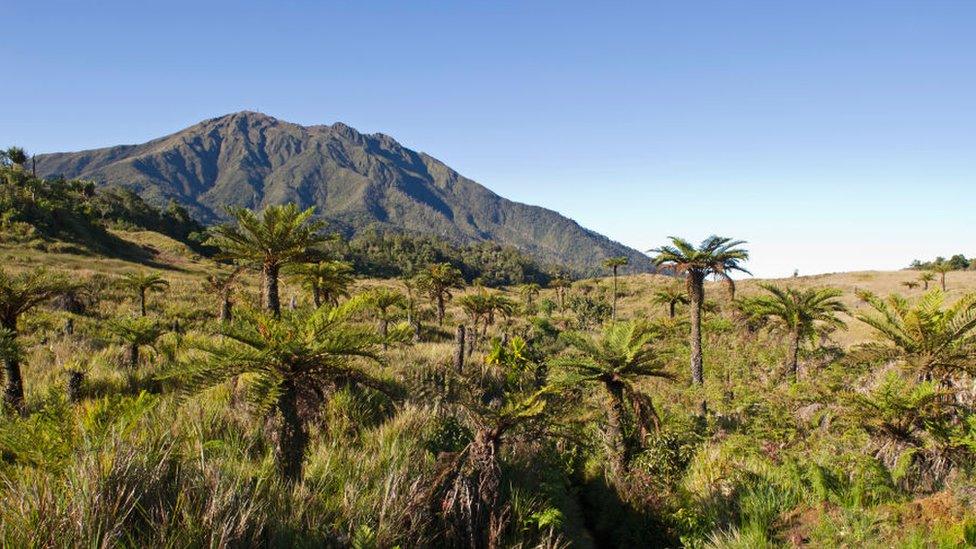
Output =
[
  {"x1": 8, "y1": 229, "x2": 976, "y2": 348},
  {"x1": 591, "y1": 270, "x2": 976, "y2": 347}
]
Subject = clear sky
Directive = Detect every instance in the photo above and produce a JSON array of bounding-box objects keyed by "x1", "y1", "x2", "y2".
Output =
[{"x1": 2, "y1": 1, "x2": 974, "y2": 277}]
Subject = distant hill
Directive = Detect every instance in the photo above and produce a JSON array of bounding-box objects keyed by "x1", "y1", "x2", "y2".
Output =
[{"x1": 35, "y1": 112, "x2": 649, "y2": 275}]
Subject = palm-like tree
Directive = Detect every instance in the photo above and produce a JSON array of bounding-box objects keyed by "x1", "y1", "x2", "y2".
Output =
[
  {"x1": 401, "y1": 276, "x2": 432, "y2": 341},
  {"x1": 458, "y1": 291, "x2": 492, "y2": 346},
  {"x1": 844, "y1": 372, "x2": 960, "y2": 484},
  {"x1": 918, "y1": 272, "x2": 936, "y2": 291},
  {"x1": 205, "y1": 266, "x2": 244, "y2": 322},
  {"x1": 365, "y1": 287, "x2": 407, "y2": 349},
  {"x1": 290, "y1": 260, "x2": 354, "y2": 308},
  {"x1": 414, "y1": 262, "x2": 464, "y2": 325},
  {"x1": 517, "y1": 283, "x2": 541, "y2": 307},
  {"x1": 651, "y1": 283, "x2": 689, "y2": 318},
  {"x1": 602, "y1": 256, "x2": 629, "y2": 321},
  {"x1": 435, "y1": 387, "x2": 554, "y2": 548},
  {"x1": 483, "y1": 292, "x2": 516, "y2": 333},
  {"x1": 174, "y1": 298, "x2": 386, "y2": 482},
  {"x1": 0, "y1": 268, "x2": 76, "y2": 411},
  {"x1": 853, "y1": 290, "x2": 976, "y2": 381},
  {"x1": 119, "y1": 271, "x2": 169, "y2": 317},
  {"x1": 737, "y1": 284, "x2": 848, "y2": 380},
  {"x1": 650, "y1": 236, "x2": 750, "y2": 385},
  {"x1": 929, "y1": 263, "x2": 952, "y2": 292},
  {"x1": 550, "y1": 321, "x2": 672, "y2": 473},
  {"x1": 208, "y1": 205, "x2": 325, "y2": 318},
  {"x1": 107, "y1": 316, "x2": 166, "y2": 369},
  {"x1": 548, "y1": 273, "x2": 571, "y2": 310},
  {"x1": 901, "y1": 281, "x2": 920, "y2": 291}
]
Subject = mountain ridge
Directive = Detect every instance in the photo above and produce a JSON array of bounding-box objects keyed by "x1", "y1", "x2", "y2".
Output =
[{"x1": 34, "y1": 111, "x2": 650, "y2": 275}]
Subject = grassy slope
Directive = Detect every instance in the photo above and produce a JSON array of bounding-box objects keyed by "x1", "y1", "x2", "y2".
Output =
[
  {"x1": 10, "y1": 232, "x2": 972, "y2": 347},
  {"x1": 4, "y1": 234, "x2": 975, "y2": 546}
]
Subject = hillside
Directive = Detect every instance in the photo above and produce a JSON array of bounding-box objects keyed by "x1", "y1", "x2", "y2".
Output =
[{"x1": 34, "y1": 112, "x2": 648, "y2": 275}]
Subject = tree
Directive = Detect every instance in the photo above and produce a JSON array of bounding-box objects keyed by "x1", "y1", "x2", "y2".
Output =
[
  {"x1": 433, "y1": 388, "x2": 555, "y2": 549},
  {"x1": 929, "y1": 263, "x2": 951, "y2": 292},
  {"x1": 290, "y1": 260, "x2": 354, "y2": 308},
  {"x1": 205, "y1": 266, "x2": 244, "y2": 322},
  {"x1": 174, "y1": 298, "x2": 386, "y2": 482},
  {"x1": 844, "y1": 372, "x2": 966, "y2": 487},
  {"x1": 650, "y1": 236, "x2": 750, "y2": 385},
  {"x1": 208, "y1": 205, "x2": 325, "y2": 318},
  {"x1": 414, "y1": 262, "x2": 464, "y2": 325},
  {"x1": 737, "y1": 284, "x2": 847, "y2": 381},
  {"x1": 549, "y1": 273, "x2": 571, "y2": 310},
  {"x1": 918, "y1": 272, "x2": 935, "y2": 290},
  {"x1": 651, "y1": 283, "x2": 689, "y2": 318},
  {"x1": 901, "y1": 281, "x2": 920, "y2": 291},
  {"x1": 426, "y1": 336, "x2": 558, "y2": 548},
  {"x1": 458, "y1": 291, "x2": 492, "y2": 350},
  {"x1": 401, "y1": 276, "x2": 436, "y2": 341},
  {"x1": 365, "y1": 287, "x2": 407, "y2": 349},
  {"x1": 483, "y1": 292, "x2": 516, "y2": 334},
  {"x1": 852, "y1": 290, "x2": 976, "y2": 382},
  {"x1": 602, "y1": 256, "x2": 629, "y2": 322},
  {"x1": 550, "y1": 321, "x2": 673, "y2": 474},
  {"x1": 947, "y1": 254, "x2": 970, "y2": 270},
  {"x1": 107, "y1": 316, "x2": 165, "y2": 369},
  {"x1": 119, "y1": 271, "x2": 169, "y2": 317},
  {"x1": 0, "y1": 268, "x2": 76, "y2": 411},
  {"x1": 3, "y1": 146, "x2": 27, "y2": 169},
  {"x1": 517, "y1": 283, "x2": 541, "y2": 307}
]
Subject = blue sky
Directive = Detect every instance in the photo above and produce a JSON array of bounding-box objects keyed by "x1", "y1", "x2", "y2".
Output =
[{"x1": 2, "y1": 1, "x2": 974, "y2": 277}]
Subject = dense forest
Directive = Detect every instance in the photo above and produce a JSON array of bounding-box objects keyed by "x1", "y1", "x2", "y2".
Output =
[
  {"x1": 1, "y1": 152, "x2": 976, "y2": 547},
  {"x1": 0, "y1": 147, "x2": 209, "y2": 255}
]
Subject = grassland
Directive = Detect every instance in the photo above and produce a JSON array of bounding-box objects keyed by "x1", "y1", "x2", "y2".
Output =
[{"x1": 2, "y1": 229, "x2": 976, "y2": 547}]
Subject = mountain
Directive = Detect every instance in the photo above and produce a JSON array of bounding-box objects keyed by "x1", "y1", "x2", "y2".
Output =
[{"x1": 34, "y1": 111, "x2": 649, "y2": 275}]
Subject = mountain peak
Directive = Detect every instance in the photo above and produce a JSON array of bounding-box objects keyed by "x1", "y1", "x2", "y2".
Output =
[
  {"x1": 33, "y1": 114, "x2": 648, "y2": 275},
  {"x1": 215, "y1": 110, "x2": 279, "y2": 122},
  {"x1": 327, "y1": 121, "x2": 365, "y2": 141}
]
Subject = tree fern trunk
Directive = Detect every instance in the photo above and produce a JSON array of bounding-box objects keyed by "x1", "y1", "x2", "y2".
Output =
[
  {"x1": 604, "y1": 381, "x2": 631, "y2": 476},
  {"x1": 265, "y1": 264, "x2": 281, "y2": 318},
  {"x1": 612, "y1": 267, "x2": 618, "y2": 322},
  {"x1": 467, "y1": 320, "x2": 478, "y2": 357},
  {"x1": 139, "y1": 289, "x2": 147, "y2": 317},
  {"x1": 788, "y1": 330, "x2": 800, "y2": 381},
  {"x1": 274, "y1": 378, "x2": 307, "y2": 483},
  {"x1": 220, "y1": 295, "x2": 232, "y2": 322},
  {"x1": 454, "y1": 324, "x2": 466, "y2": 373},
  {"x1": 67, "y1": 370, "x2": 83, "y2": 403},
  {"x1": 3, "y1": 356, "x2": 24, "y2": 413},
  {"x1": 688, "y1": 271, "x2": 705, "y2": 385},
  {"x1": 128, "y1": 343, "x2": 139, "y2": 369},
  {"x1": 1, "y1": 318, "x2": 23, "y2": 413}
]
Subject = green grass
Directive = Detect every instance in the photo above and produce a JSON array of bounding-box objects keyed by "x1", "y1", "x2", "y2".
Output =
[{"x1": 1, "y1": 231, "x2": 975, "y2": 547}]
